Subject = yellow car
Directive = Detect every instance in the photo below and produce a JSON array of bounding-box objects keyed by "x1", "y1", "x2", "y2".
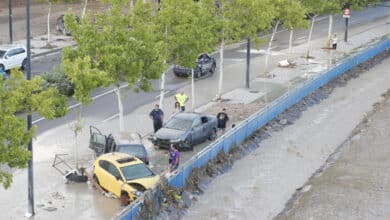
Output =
[{"x1": 93, "y1": 153, "x2": 160, "y2": 203}]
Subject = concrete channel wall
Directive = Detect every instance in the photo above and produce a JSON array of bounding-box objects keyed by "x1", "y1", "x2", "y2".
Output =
[{"x1": 117, "y1": 38, "x2": 390, "y2": 220}]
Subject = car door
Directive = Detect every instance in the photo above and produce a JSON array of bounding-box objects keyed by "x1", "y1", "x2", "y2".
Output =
[
  {"x1": 3, "y1": 49, "x2": 15, "y2": 69},
  {"x1": 15, "y1": 48, "x2": 26, "y2": 66},
  {"x1": 89, "y1": 126, "x2": 107, "y2": 156},
  {"x1": 98, "y1": 160, "x2": 123, "y2": 197},
  {"x1": 191, "y1": 117, "x2": 203, "y2": 144}
]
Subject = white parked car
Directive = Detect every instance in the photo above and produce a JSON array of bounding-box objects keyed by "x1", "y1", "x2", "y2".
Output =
[{"x1": 0, "y1": 45, "x2": 27, "y2": 72}]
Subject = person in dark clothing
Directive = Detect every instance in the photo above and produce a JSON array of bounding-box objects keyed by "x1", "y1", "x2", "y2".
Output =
[
  {"x1": 216, "y1": 108, "x2": 229, "y2": 133},
  {"x1": 149, "y1": 104, "x2": 164, "y2": 133}
]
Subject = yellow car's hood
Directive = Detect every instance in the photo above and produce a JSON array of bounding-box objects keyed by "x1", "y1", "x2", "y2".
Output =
[{"x1": 127, "y1": 175, "x2": 160, "y2": 190}]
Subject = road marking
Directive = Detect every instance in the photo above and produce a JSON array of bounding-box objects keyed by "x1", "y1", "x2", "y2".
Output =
[
  {"x1": 32, "y1": 117, "x2": 46, "y2": 124},
  {"x1": 155, "y1": 90, "x2": 171, "y2": 99},
  {"x1": 102, "y1": 114, "x2": 119, "y2": 123},
  {"x1": 296, "y1": 36, "x2": 306, "y2": 40}
]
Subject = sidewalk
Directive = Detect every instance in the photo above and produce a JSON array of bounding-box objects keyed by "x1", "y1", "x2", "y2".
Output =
[{"x1": 0, "y1": 15, "x2": 389, "y2": 220}]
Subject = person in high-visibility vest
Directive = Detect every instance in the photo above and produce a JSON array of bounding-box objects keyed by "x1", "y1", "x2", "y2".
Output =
[{"x1": 174, "y1": 91, "x2": 188, "y2": 112}]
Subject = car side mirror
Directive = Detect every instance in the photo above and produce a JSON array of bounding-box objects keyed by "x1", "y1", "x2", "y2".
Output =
[
  {"x1": 4, "y1": 55, "x2": 8, "y2": 60},
  {"x1": 116, "y1": 175, "x2": 122, "y2": 181}
]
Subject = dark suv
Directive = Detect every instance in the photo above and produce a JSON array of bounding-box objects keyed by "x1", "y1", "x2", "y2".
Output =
[{"x1": 173, "y1": 53, "x2": 216, "y2": 78}]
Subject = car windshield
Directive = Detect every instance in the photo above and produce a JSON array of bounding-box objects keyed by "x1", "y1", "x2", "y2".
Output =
[
  {"x1": 165, "y1": 117, "x2": 193, "y2": 130},
  {"x1": 120, "y1": 163, "x2": 154, "y2": 181},
  {"x1": 0, "y1": 50, "x2": 6, "y2": 58},
  {"x1": 117, "y1": 145, "x2": 145, "y2": 157}
]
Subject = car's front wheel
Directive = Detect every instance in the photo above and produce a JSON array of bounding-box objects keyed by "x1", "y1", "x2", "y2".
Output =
[
  {"x1": 120, "y1": 191, "x2": 130, "y2": 206},
  {"x1": 209, "y1": 128, "x2": 217, "y2": 141},
  {"x1": 180, "y1": 135, "x2": 193, "y2": 151}
]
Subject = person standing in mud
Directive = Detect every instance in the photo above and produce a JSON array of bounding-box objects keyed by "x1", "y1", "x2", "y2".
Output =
[
  {"x1": 150, "y1": 104, "x2": 164, "y2": 133},
  {"x1": 216, "y1": 108, "x2": 229, "y2": 133},
  {"x1": 169, "y1": 145, "x2": 180, "y2": 172}
]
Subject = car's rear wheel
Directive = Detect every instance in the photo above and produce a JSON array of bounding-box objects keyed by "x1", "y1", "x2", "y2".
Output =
[
  {"x1": 93, "y1": 174, "x2": 100, "y2": 185},
  {"x1": 120, "y1": 191, "x2": 130, "y2": 206},
  {"x1": 209, "y1": 63, "x2": 216, "y2": 75},
  {"x1": 21, "y1": 59, "x2": 27, "y2": 70}
]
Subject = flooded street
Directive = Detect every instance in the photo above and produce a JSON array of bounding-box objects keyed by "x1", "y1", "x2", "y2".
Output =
[{"x1": 184, "y1": 57, "x2": 390, "y2": 220}]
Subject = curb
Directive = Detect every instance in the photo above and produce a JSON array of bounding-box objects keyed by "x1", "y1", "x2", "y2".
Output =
[{"x1": 31, "y1": 43, "x2": 77, "y2": 59}]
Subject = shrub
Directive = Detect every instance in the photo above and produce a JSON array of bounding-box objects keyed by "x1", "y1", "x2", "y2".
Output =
[{"x1": 41, "y1": 65, "x2": 74, "y2": 97}]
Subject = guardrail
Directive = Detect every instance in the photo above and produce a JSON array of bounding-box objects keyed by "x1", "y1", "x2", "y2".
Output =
[{"x1": 117, "y1": 37, "x2": 390, "y2": 220}]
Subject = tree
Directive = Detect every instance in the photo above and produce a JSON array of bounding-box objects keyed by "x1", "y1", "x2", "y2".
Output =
[
  {"x1": 64, "y1": 1, "x2": 166, "y2": 132},
  {"x1": 0, "y1": 70, "x2": 67, "y2": 189},
  {"x1": 301, "y1": 0, "x2": 328, "y2": 58},
  {"x1": 156, "y1": 0, "x2": 219, "y2": 110},
  {"x1": 324, "y1": 0, "x2": 379, "y2": 46},
  {"x1": 263, "y1": 0, "x2": 308, "y2": 75},
  {"x1": 43, "y1": 0, "x2": 73, "y2": 45},
  {"x1": 227, "y1": 0, "x2": 275, "y2": 88}
]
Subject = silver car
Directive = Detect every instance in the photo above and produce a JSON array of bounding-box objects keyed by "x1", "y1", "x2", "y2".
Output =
[{"x1": 152, "y1": 112, "x2": 218, "y2": 151}]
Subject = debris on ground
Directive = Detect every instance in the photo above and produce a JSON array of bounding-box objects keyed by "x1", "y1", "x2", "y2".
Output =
[{"x1": 278, "y1": 59, "x2": 297, "y2": 68}]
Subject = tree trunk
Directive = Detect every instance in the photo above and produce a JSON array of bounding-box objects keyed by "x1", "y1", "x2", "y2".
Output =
[
  {"x1": 326, "y1": 15, "x2": 333, "y2": 48},
  {"x1": 81, "y1": 0, "x2": 88, "y2": 19},
  {"x1": 73, "y1": 107, "x2": 83, "y2": 169},
  {"x1": 264, "y1": 20, "x2": 280, "y2": 75},
  {"x1": 159, "y1": 25, "x2": 168, "y2": 109},
  {"x1": 288, "y1": 29, "x2": 293, "y2": 60},
  {"x1": 216, "y1": 38, "x2": 224, "y2": 100},
  {"x1": 47, "y1": 2, "x2": 52, "y2": 45},
  {"x1": 159, "y1": 72, "x2": 165, "y2": 109},
  {"x1": 305, "y1": 15, "x2": 317, "y2": 59},
  {"x1": 191, "y1": 68, "x2": 195, "y2": 111},
  {"x1": 246, "y1": 37, "x2": 250, "y2": 88},
  {"x1": 115, "y1": 86, "x2": 125, "y2": 132}
]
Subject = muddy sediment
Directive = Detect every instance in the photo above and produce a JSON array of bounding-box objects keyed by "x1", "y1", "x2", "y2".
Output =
[
  {"x1": 133, "y1": 49, "x2": 390, "y2": 219},
  {"x1": 276, "y1": 89, "x2": 390, "y2": 220}
]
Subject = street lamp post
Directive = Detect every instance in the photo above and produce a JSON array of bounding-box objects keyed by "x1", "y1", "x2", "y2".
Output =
[
  {"x1": 9, "y1": 0, "x2": 13, "y2": 44},
  {"x1": 25, "y1": 0, "x2": 35, "y2": 217}
]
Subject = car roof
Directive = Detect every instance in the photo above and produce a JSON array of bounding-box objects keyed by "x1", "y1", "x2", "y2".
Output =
[
  {"x1": 97, "y1": 152, "x2": 143, "y2": 167},
  {"x1": 173, "y1": 112, "x2": 203, "y2": 120},
  {"x1": 0, "y1": 44, "x2": 26, "y2": 50},
  {"x1": 113, "y1": 132, "x2": 143, "y2": 145}
]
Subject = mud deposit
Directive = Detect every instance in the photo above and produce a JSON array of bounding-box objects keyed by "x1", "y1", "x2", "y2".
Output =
[
  {"x1": 275, "y1": 89, "x2": 390, "y2": 220},
  {"x1": 133, "y1": 50, "x2": 390, "y2": 219}
]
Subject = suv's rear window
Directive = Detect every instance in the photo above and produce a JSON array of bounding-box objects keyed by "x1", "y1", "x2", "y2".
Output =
[{"x1": 117, "y1": 144, "x2": 145, "y2": 157}]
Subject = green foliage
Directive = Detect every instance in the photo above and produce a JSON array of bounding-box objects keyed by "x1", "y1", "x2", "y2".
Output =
[
  {"x1": 226, "y1": 0, "x2": 275, "y2": 46},
  {"x1": 41, "y1": 65, "x2": 75, "y2": 97},
  {"x1": 157, "y1": 0, "x2": 219, "y2": 68},
  {"x1": 63, "y1": 0, "x2": 166, "y2": 102},
  {"x1": 273, "y1": 0, "x2": 308, "y2": 30},
  {"x1": 0, "y1": 70, "x2": 67, "y2": 189}
]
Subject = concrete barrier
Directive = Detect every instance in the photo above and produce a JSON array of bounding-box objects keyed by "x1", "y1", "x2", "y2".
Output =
[{"x1": 117, "y1": 37, "x2": 390, "y2": 220}]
